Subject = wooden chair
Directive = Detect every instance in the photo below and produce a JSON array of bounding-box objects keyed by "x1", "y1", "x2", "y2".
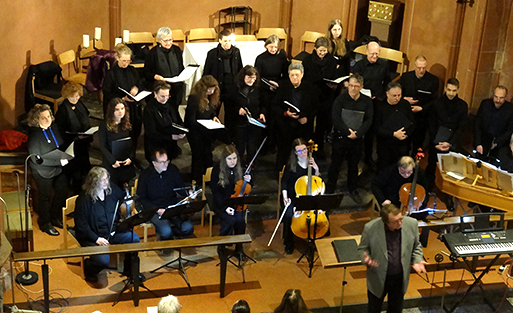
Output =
[
  {"x1": 131, "y1": 179, "x2": 155, "y2": 249},
  {"x1": 128, "y1": 32, "x2": 156, "y2": 46},
  {"x1": 353, "y1": 45, "x2": 407, "y2": 77},
  {"x1": 300, "y1": 31, "x2": 324, "y2": 51},
  {"x1": 172, "y1": 29, "x2": 186, "y2": 49},
  {"x1": 31, "y1": 61, "x2": 65, "y2": 113},
  {"x1": 235, "y1": 34, "x2": 257, "y2": 41},
  {"x1": 57, "y1": 50, "x2": 87, "y2": 86},
  {"x1": 186, "y1": 28, "x2": 217, "y2": 43},
  {"x1": 277, "y1": 165, "x2": 286, "y2": 219},
  {"x1": 201, "y1": 167, "x2": 216, "y2": 237},
  {"x1": 62, "y1": 195, "x2": 84, "y2": 277},
  {"x1": 255, "y1": 28, "x2": 288, "y2": 50}
]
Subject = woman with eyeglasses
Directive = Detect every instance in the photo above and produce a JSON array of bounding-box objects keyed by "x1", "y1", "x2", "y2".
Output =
[
  {"x1": 280, "y1": 138, "x2": 320, "y2": 254},
  {"x1": 103, "y1": 43, "x2": 144, "y2": 148},
  {"x1": 185, "y1": 75, "x2": 222, "y2": 183}
]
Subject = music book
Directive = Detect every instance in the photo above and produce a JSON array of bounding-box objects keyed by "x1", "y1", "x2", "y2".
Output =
[
  {"x1": 117, "y1": 87, "x2": 151, "y2": 102},
  {"x1": 324, "y1": 75, "x2": 350, "y2": 84},
  {"x1": 197, "y1": 119, "x2": 225, "y2": 130},
  {"x1": 42, "y1": 146, "x2": 74, "y2": 161},
  {"x1": 332, "y1": 239, "x2": 360, "y2": 263},
  {"x1": 164, "y1": 65, "x2": 200, "y2": 83},
  {"x1": 261, "y1": 78, "x2": 278, "y2": 90},
  {"x1": 172, "y1": 123, "x2": 189, "y2": 133},
  {"x1": 381, "y1": 110, "x2": 413, "y2": 131},
  {"x1": 246, "y1": 115, "x2": 266, "y2": 128},
  {"x1": 66, "y1": 126, "x2": 99, "y2": 136},
  {"x1": 433, "y1": 126, "x2": 452, "y2": 144},
  {"x1": 284, "y1": 101, "x2": 300, "y2": 113},
  {"x1": 341, "y1": 109, "x2": 364, "y2": 131},
  {"x1": 418, "y1": 89, "x2": 433, "y2": 95},
  {"x1": 112, "y1": 137, "x2": 132, "y2": 160},
  {"x1": 361, "y1": 88, "x2": 372, "y2": 98}
]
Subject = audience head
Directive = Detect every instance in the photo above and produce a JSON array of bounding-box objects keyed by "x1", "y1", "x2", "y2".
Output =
[
  {"x1": 493, "y1": 85, "x2": 509, "y2": 108},
  {"x1": 151, "y1": 148, "x2": 170, "y2": 174},
  {"x1": 314, "y1": 37, "x2": 330, "y2": 60},
  {"x1": 62, "y1": 81, "x2": 83, "y2": 104},
  {"x1": 274, "y1": 289, "x2": 311, "y2": 313},
  {"x1": 326, "y1": 19, "x2": 346, "y2": 56},
  {"x1": 366, "y1": 41, "x2": 380, "y2": 63},
  {"x1": 386, "y1": 82, "x2": 402, "y2": 105},
  {"x1": 114, "y1": 43, "x2": 133, "y2": 68},
  {"x1": 106, "y1": 98, "x2": 131, "y2": 132},
  {"x1": 397, "y1": 156, "x2": 415, "y2": 179},
  {"x1": 28, "y1": 103, "x2": 54, "y2": 129},
  {"x1": 218, "y1": 29, "x2": 234, "y2": 50},
  {"x1": 157, "y1": 295, "x2": 181, "y2": 313},
  {"x1": 153, "y1": 81, "x2": 172, "y2": 104},
  {"x1": 265, "y1": 35, "x2": 280, "y2": 55},
  {"x1": 157, "y1": 27, "x2": 174, "y2": 49},
  {"x1": 445, "y1": 78, "x2": 459, "y2": 100},
  {"x1": 380, "y1": 204, "x2": 403, "y2": 230},
  {"x1": 83, "y1": 167, "x2": 111, "y2": 201},
  {"x1": 347, "y1": 74, "x2": 364, "y2": 99},
  {"x1": 288, "y1": 63, "x2": 304, "y2": 87},
  {"x1": 231, "y1": 300, "x2": 250, "y2": 313},
  {"x1": 414, "y1": 55, "x2": 427, "y2": 78},
  {"x1": 236, "y1": 65, "x2": 259, "y2": 88},
  {"x1": 190, "y1": 75, "x2": 220, "y2": 110}
]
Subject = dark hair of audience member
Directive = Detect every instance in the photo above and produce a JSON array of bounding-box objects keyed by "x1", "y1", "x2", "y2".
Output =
[
  {"x1": 231, "y1": 299, "x2": 250, "y2": 313},
  {"x1": 274, "y1": 289, "x2": 311, "y2": 313}
]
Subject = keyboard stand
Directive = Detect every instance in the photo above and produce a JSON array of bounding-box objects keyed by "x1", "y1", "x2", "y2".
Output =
[{"x1": 443, "y1": 254, "x2": 501, "y2": 313}]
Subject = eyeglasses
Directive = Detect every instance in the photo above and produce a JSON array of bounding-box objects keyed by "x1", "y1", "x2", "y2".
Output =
[
  {"x1": 155, "y1": 160, "x2": 170, "y2": 165},
  {"x1": 161, "y1": 39, "x2": 173, "y2": 43},
  {"x1": 295, "y1": 148, "x2": 307, "y2": 155}
]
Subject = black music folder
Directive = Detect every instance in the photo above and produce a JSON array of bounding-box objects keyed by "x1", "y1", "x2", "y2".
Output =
[
  {"x1": 341, "y1": 109, "x2": 364, "y2": 131},
  {"x1": 381, "y1": 110, "x2": 413, "y2": 131},
  {"x1": 433, "y1": 126, "x2": 452, "y2": 144},
  {"x1": 332, "y1": 239, "x2": 360, "y2": 263},
  {"x1": 112, "y1": 137, "x2": 132, "y2": 160}
]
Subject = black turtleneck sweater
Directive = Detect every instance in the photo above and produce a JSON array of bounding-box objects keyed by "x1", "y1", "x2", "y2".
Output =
[
  {"x1": 254, "y1": 49, "x2": 289, "y2": 84},
  {"x1": 428, "y1": 94, "x2": 468, "y2": 150},
  {"x1": 102, "y1": 63, "x2": 143, "y2": 106}
]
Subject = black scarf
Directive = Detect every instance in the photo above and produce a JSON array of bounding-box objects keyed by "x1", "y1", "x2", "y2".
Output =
[
  {"x1": 312, "y1": 51, "x2": 330, "y2": 74},
  {"x1": 219, "y1": 44, "x2": 235, "y2": 74},
  {"x1": 156, "y1": 45, "x2": 180, "y2": 77}
]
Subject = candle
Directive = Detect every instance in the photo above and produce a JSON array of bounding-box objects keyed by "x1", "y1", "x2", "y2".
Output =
[
  {"x1": 123, "y1": 30, "x2": 130, "y2": 43},
  {"x1": 83, "y1": 34, "x2": 90, "y2": 48},
  {"x1": 114, "y1": 37, "x2": 122, "y2": 46},
  {"x1": 94, "y1": 27, "x2": 101, "y2": 40}
]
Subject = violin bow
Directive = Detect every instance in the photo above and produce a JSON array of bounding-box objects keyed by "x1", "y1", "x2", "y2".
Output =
[
  {"x1": 268, "y1": 202, "x2": 291, "y2": 246},
  {"x1": 244, "y1": 136, "x2": 268, "y2": 174}
]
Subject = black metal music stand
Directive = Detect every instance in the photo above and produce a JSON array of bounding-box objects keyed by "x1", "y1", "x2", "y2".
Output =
[
  {"x1": 220, "y1": 195, "x2": 268, "y2": 282},
  {"x1": 294, "y1": 194, "x2": 343, "y2": 278},
  {"x1": 150, "y1": 200, "x2": 206, "y2": 288},
  {"x1": 113, "y1": 208, "x2": 157, "y2": 307}
]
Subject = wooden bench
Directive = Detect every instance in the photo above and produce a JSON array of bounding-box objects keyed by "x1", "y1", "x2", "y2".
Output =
[{"x1": 13, "y1": 234, "x2": 251, "y2": 313}]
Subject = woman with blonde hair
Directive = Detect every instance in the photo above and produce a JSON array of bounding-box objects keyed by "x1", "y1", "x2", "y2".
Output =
[{"x1": 325, "y1": 19, "x2": 351, "y2": 76}]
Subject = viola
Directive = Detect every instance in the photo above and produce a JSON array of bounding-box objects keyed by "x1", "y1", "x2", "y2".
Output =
[
  {"x1": 399, "y1": 150, "x2": 426, "y2": 215},
  {"x1": 119, "y1": 183, "x2": 137, "y2": 221},
  {"x1": 290, "y1": 140, "x2": 329, "y2": 239}
]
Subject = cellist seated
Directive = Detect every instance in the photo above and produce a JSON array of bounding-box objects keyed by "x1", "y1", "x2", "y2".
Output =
[
  {"x1": 210, "y1": 144, "x2": 251, "y2": 253},
  {"x1": 371, "y1": 156, "x2": 429, "y2": 210}
]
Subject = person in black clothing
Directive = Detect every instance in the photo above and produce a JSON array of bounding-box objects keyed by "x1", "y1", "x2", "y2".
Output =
[
  {"x1": 225, "y1": 65, "x2": 266, "y2": 165},
  {"x1": 474, "y1": 85, "x2": 513, "y2": 158},
  {"x1": 137, "y1": 149, "x2": 194, "y2": 241},
  {"x1": 273, "y1": 63, "x2": 317, "y2": 170},
  {"x1": 399, "y1": 55, "x2": 440, "y2": 153},
  {"x1": 352, "y1": 41, "x2": 391, "y2": 166},
  {"x1": 326, "y1": 19, "x2": 352, "y2": 76},
  {"x1": 144, "y1": 27, "x2": 185, "y2": 113},
  {"x1": 98, "y1": 98, "x2": 135, "y2": 187},
  {"x1": 27, "y1": 104, "x2": 69, "y2": 236},
  {"x1": 326, "y1": 74, "x2": 373, "y2": 203},
  {"x1": 254, "y1": 34, "x2": 289, "y2": 151},
  {"x1": 210, "y1": 145, "x2": 251, "y2": 251},
  {"x1": 302, "y1": 37, "x2": 339, "y2": 155},
  {"x1": 143, "y1": 81, "x2": 186, "y2": 162},
  {"x1": 185, "y1": 75, "x2": 222, "y2": 183},
  {"x1": 103, "y1": 44, "x2": 144, "y2": 146},
  {"x1": 374, "y1": 82, "x2": 414, "y2": 172},
  {"x1": 426, "y1": 78, "x2": 468, "y2": 187},
  {"x1": 55, "y1": 81, "x2": 92, "y2": 195},
  {"x1": 281, "y1": 138, "x2": 321, "y2": 254},
  {"x1": 203, "y1": 29, "x2": 243, "y2": 139},
  {"x1": 497, "y1": 134, "x2": 513, "y2": 173},
  {"x1": 372, "y1": 156, "x2": 428, "y2": 208},
  {"x1": 75, "y1": 167, "x2": 140, "y2": 283}
]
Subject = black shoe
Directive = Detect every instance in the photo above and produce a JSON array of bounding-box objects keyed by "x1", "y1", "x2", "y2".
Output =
[
  {"x1": 285, "y1": 246, "x2": 294, "y2": 255},
  {"x1": 349, "y1": 190, "x2": 362, "y2": 204},
  {"x1": 84, "y1": 274, "x2": 99, "y2": 283},
  {"x1": 51, "y1": 218, "x2": 63, "y2": 229},
  {"x1": 42, "y1": 224, "x2": 59, "y2": 236}
]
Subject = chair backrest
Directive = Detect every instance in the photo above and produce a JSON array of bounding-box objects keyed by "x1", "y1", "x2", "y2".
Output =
[
  {"x1": 235, "y1": 35, "x2": 257, "y2": 42},
  {"x1": 300, "y1": 31, "x2": 324, "y2": 51},
  {"x1": 255, "y1": 28, "x2": 288, "y2": 50},
  {"x1": 202, "y1": 167, "x2": 213, "y2": 201},
  {"x1": 62, "y1": 195, "x2": 79, "y2": 250},
  {"x1": 353, "y1": 45, "x2": 406, "y2": 73},
  {"x1": 131, "y1": 178, "x2": 138, "y2": 197},
  {"x1": 187, "y1": 28, "x2": 217, "y2": 43},
  {"x1": 32, "y1": 61, "x2": 63, "y2": 89},
  {"x1": 57, "y1": 50, "x2": 76, "y2": 67},
  {"x1": 171, "y1": 29, "x2": 186, "y2": 49},
  {"x1": 129, "y1": 32, "x2": 155, "y2": 45}
]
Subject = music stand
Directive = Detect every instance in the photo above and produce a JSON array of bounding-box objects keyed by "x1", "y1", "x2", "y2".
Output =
[
  {"x1": 294, "y1": 194, "x2": 343, "y2": 278},
  {"x1": 221, "y1": 195, "x2": 268, "y2": 282},
  {"x1": 113, "y1": 208, "x2": 157, "y2": 307},
  {"x1": 150, "y1": 200, "x2": 206, "y2": 288}
]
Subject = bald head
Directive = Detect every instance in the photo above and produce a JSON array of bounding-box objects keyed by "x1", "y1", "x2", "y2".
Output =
[{"x1": 366, "y1": 42, "x2": 380, "y2": 63}]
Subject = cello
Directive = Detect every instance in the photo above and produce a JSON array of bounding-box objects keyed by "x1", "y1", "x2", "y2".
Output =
[
  {"x1": 290, "y1": 140, "x2": 329, "y2": 239},
  {"x1": 399, "y1": 150, "x2": 426, "y2": 216}
]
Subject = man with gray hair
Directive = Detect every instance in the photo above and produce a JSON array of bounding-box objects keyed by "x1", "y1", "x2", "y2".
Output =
[{"x1": 158, "y1": 294, "x2": 182, "y2": 313}]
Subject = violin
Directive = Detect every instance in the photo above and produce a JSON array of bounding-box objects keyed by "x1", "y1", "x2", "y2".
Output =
[
  {"x1": 399, "y1": 150, "x2": 426, "y2": 216},
  {"x1": 231, "y1": 137, "x2": 267, "y2": 211},
  {"x1": 290, "y1": 140, "x2": 329, "y2": 239}
]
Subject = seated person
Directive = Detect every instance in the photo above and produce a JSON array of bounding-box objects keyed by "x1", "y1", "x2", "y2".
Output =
[
  {"x1": 74, "y1": 167, "x2": 140, "y2": 283},
  {"x1": 497, "y1": 134, "x2": 513, "y2": 173},
  {"x1": 136, "y1": 148, "x2": 194, "y2": 240},
  {"x1": 371, "y1": 156, "x2": 428, "y2": 208}
]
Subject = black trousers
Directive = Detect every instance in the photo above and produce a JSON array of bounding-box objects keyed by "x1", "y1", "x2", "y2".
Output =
[
  {"x1": 367, "y1": 272, "x2": 404, "y2": 313},
  {"x1": 32, "y1": 170, "x2": 68, "y2": 227},
  {"x1": 411, "y1": 112, "x2": 428, "y2": 153},
  {"x1": 217, "y1": 209, "x2": 246, "y2": 237},
  {"x1": 327, "y1": 137, "x2": 362, "y2": 193},
  {"x1": 235, "y1": 124, "x2": 262, "y2": 166},
  {"x1": 188, "y1": 132, "x2": 214, "y2": 184}
]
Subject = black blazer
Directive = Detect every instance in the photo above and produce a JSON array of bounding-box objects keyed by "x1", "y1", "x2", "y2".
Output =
[
  {"x1": 27, "y1": 124, "x2": 66, "y2": 178},
  {"x1": 203, "y1": 44, "x2": 243, "y2": 89}
]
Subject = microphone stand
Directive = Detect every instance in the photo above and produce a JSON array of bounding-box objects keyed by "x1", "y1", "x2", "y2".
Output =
[{"x1": 15, "y1": 154, "x2": 40, "y2": 286}]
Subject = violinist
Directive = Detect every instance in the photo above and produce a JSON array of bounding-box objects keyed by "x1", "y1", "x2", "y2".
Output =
[
  {"x1": 136, "y1": 148, "x2": 194, "y2": 242},
  {"x1": 371, "y1": 156, "x2": 428, "y2": 208},
  {"x1": 74, "y1": 167, "x2": 140, "y2": 284},
  {"x1": 281, "y1": 138, "x2": 320, "y2": 254},
  {"x1": 210, "y1": 145, "x2": 251, "y2": 249}
]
